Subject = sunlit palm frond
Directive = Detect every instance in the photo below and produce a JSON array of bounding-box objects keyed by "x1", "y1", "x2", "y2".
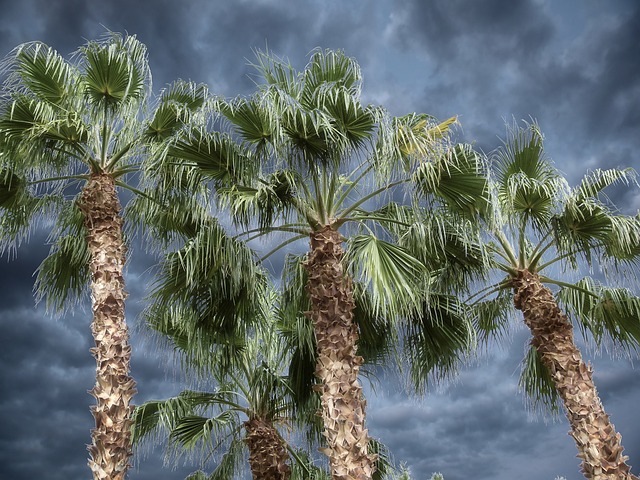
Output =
[
  {"x1": 315, "y1": 86, "x2": 376, "y2": 149},
  {"x1": 250, "y1": 48, "x2": 301, "y2": 96},
  {"x1": 575, "y1": 168, "x2": 636, "y2": 204},
  {"x1": 80, "y1": 32, "x2": 149, "y2": 110},
  {"x1": 346, "y1": 234, "x2": 427, "y2": 318},
  {"x1": 393, "y1": 113, "x2": 456, "y2": 164},
  {"x1": 399, "y1": 212, "x2": 486, "y2": 292},
  {"x1": 9, "y1": 41, "x2": 76, "y2": 104},
  {"x1": 145, "y1": 80, "x2": 208, "y2": 142},
  {"x1": 171, "y1": 411, "x2": 240, "y2": 452},
  {"x1": 218, "y1": 94, "x2": 279, "y2": 148},
  {"x1": 603, "y1": 214, "x2": 640, "y2": 265},
  {"x1": 415, "y1": 143, "x2": 489, "y2": 217},
  {"x1": 167, "y1": 128, "x2": 253, "y2": 186},
  {"x1": 558, "y1": 277, "x2": 640, "y2": 353},
  {"x1": 302, "y1": 49, "x2": 362, "y2": 103},
  {"x1": 493, "y1": 120, "x2": 567, "y2": 227},
  {"x1": 219, "y1": 168, "x2": 301, "y2": 229}
]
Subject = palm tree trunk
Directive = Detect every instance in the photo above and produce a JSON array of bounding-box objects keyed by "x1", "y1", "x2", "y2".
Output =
[
  {"x1": 304, "y1": 226, "x2": 376, "y2": 480},
  {"x1": 244, "y1": 416, "x2": 291, "y2": 480},
  {"x1": 79, "y1": 172, "x2": 136, "y2": 480},
  {"x1": 513, "y1": 269, "x2": 637, "y2": 480}
]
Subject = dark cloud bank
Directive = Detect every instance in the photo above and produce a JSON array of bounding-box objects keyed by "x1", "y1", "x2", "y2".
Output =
[{"x1": 0, "y1": 1, "x2": 639, "y2": 479}]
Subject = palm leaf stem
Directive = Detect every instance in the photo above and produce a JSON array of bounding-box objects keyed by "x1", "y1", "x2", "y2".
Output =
[
  {"x1": 114, "y1": 181, "x2": 160, "y2": 204},
  {"x1": 493, "y1": 261, "x2": 518, "y2": 276},
  {"x1": 105, "y1": 140, "x2": 134, "y2": 170},
  {"x1": 338, "y1": 178, "x2": 408, "y2": 221},
  {"x1": 334, "y1": 160, "x2": 374, "y2": 210},
  {"x1": 100, "y1": 102, "x2": 110, "y2": 165},
  {"x1": 311, "y1": 168, "x2": 327, "y2": 224},
  {"x1": 518, "y1": 217, "x2": 527, "y2": 268},
  {"x1": 466, "y1": 280, "x2": 511, "y2": 304},
  {"x1": 261, "y1": 234, "x2": 307, "y2": 261},
  {"x1": 87, "y1": 155, "x2": 102, "y2": 173},
  {"x1": 206, "y1": 391, "x2": 249, "y2": 415},
  {"x1": 527, "y1": 236, "x2": 555, "y2": 271},
  {"x1": 535, "y1": 250, "x2": 582, "y2": 272},
  {"x1": 494, "y1": 230, "x2": 519, "y2": 267},
  {"x1": 112, "y1": 166, "x2": 142, "y2": 177},
  {"x1": 236, "y1": 224, "x2": 310, "y2": 241},
  {"x1": 341, "y1": 215, "x2": 411, "y2": 228},
  {"x1": 28, "y1": 174, "x2": 90, "y2": 185},
  {"x1": 538, "y1": 276, "x2": 599, "y2": 298},
  {"x1": 286, "y1": 445, "x2": 312, "y2": 476},
  {"x1": 43, "y1": 144, "x2": 86, "y2": 162}
]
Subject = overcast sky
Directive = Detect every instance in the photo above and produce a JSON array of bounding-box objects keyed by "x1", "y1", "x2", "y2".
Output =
[{"x1": 0, "y1": 1, "x2": 639, "y2": 480}]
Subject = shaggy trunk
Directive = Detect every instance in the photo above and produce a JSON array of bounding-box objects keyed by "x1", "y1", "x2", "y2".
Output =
[
  {"x1": 244, "y1": 417, "x2": 291, "y2": 480},
  {"x1": 79, "y1": 173, "x2": 136, "y2": 480},
  {"x1": 304, "y1": 226, "x2": 376, "y2": 480},
  {"x1": 513, "y1": 269, "x2": 637, "y2": 480}
]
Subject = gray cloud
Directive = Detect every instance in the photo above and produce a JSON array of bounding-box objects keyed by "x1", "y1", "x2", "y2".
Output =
[{"x1": 1, "y1": 1, "x2": 639, "y2": 480}]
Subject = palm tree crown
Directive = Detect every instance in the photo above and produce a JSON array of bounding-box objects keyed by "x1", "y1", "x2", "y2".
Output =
[{"x1": 149, "y1": 48, "x2": 483, "y2": 480}]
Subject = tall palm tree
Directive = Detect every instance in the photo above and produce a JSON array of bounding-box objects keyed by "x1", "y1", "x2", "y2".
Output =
[
  {"x1": 455, "y1": 121, "x2": 640, "y2": 479},
  {"x1": 152, "y1": 48, "x2": 478, "y2": 480},
  {"x1": 132, "y1": 202, "x2": 398, "y2": 480},
  {"x1": 0, "y1": 33, "x2": 206, "y2": 480}
]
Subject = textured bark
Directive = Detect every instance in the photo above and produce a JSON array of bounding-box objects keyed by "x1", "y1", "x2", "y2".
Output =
[
  {"x1": 513, "y1": 269, "x2": 637, "y2": 480},
  {"x1": 244, "y1": 417, "x2": 291, "y2": 480},
  {"x1": 304, "y1": 226, "x2": 376, "y2": 480},
  {"x1": 79, "y1": 173, "x2": 136, "y2": 480}
]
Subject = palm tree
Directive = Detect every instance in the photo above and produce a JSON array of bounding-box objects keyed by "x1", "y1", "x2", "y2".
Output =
[
  {"x1": 132, "y1": 202, "x2": 400, "y2": 480},
  {"x1": 151, "y1": 48, "x2": 475, "y2": 480},
  {"x1": 457, "y1": 121, "x2": 640, "y2": 479},
  {"x1": 133, "y1": 325, "x2": 296, "y2": 480},
  {"x1": 0, "y1": 33, "x2": 207, "y2": 479}
]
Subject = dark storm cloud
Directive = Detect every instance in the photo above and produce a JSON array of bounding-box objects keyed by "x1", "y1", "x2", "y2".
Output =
[
  {"x1": 0, "y1": 304, "x2": 93, "y2": 480},
  {"x1": 384, "y1": 0, "x2": 640, "y2": 190},
  {"x1": 1, "y1": 2, "x2": 640, "y2": 480}
]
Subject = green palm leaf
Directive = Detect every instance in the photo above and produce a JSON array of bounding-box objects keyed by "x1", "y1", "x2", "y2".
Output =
[
  {"x1": 13, "y1": 42, "x2": 74, "y2": 104},
  {"x1": 558, "y1": 277, "x2": 640, "y2": 352},
  {"x1": 403, "y1": 293, "x2": 475, "y2": 392},
  {"x1": 519, "y1": 345, "x2": 561, "y2": 414},
  {"x1": 346, "y1": 234, "x2": 427, "y2": 317},
  {"x1": 81, "y1": 33, "x2": 148, "y2": 108}
]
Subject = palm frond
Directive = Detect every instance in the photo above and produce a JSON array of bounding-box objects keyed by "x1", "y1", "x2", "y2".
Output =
[
  {"x1": 34, "y1": 204, "x2": 90, "y2": 313},
  {"x1": 167, "y1": 128, "x2": 252, "y2": 186},
  {"x1": 171, "y1": 412, "x2": 239, "y2": 450},
  {"x1": 145, "y1": 80, "x2": 208, "y2": 142},
  {"x1": 415, "y1": 144, "x2": 489, "y2": 217},
  {"x1": 493, "y1": 120, "x2": 567, "y2": 227},
  {"x1": 346, "y1": 234, "x2": 427, "y2": 318},
  {"x1": 219, "y1": 169, "x2": 301, "y2": 229},
  {"x1": 575, "y1": 168, "x2": 636, "y2": 203},
  {"x1": 519, "y1": 344, "x2": 561, "y2": 415},
  {"x1": 9, "y1": 42, "x2": 76, "y2": 104},
  {"x1": 558, "y1": 277, "x2": 640, "y2": 353},
  {"x1": 403, "y1": 293, "x2": 475, "y2": 393},
  {"x1": 302, "y1": 49, "x2": 362, "y2": 102},
  {"x1": 80, "y1": 32, "x2": 149, "y2": 109}
]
